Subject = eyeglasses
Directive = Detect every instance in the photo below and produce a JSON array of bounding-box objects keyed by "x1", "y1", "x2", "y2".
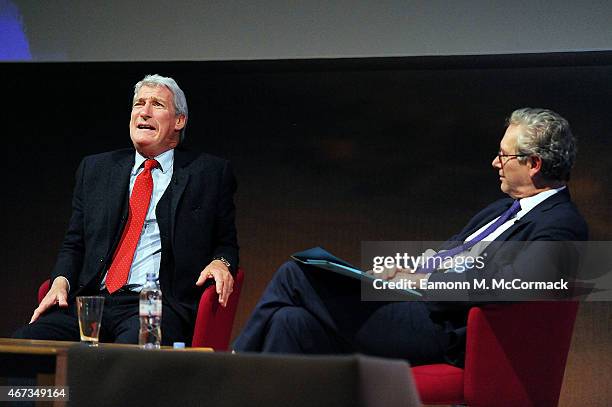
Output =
[{"x1": 496, "y1": 153, "x2": 528, "y2": 167}]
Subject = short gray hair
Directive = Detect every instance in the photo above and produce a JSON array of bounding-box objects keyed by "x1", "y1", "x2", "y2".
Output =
[
  {"x1": 134, "y1": 74, "x2": 188, "y2": 142},
  {"x1": 507, "y1": 108, "x2": 576, "y2": 182}
]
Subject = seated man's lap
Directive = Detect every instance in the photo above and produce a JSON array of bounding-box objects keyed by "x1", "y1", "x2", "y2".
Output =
[
  {"x1": 13, "y1": 304, "x2": 80, "y2": 341},
  {"x1": 14, "y1": 295, "x2": 191, "y2": 345},
  {"x1": 259, "y1": 261, "x2": 450, "y2": 364}
]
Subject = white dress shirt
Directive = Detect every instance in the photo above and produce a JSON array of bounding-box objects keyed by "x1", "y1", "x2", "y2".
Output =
[
  {"x1": 442, "y1": 186, "x2": 566, "y2": 273},
  {"x1": 101, "y1": 149, "x2": 174, "y2": 291}
]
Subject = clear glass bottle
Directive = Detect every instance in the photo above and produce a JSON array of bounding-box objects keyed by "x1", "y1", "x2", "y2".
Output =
[{"x1": 139, "y1": 272, "x2": 162, "y2": 349}]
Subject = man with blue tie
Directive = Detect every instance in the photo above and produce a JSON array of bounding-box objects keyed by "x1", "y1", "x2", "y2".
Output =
[
  {"x1": 15, "y1": 74, "x2": 239, "y2": 345},
  {"x1": 233, "y1": 107, "x2": 587, "y2": 366}
]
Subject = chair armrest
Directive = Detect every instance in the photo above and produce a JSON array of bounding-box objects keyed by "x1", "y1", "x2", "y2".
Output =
[
  {"x1": 463, "y1": 302, "x2": 579, "y2": 407},
  {"x1": 37, "y1": 279, "x2": 51, "y2": 304},
  {"x1": 191, "y1": 268, "x2": 245, "y2": 350}
]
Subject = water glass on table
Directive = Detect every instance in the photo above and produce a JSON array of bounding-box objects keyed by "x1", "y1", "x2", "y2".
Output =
[{"x1": 76, "y1": 296, "x2": 104, "y2": 346}]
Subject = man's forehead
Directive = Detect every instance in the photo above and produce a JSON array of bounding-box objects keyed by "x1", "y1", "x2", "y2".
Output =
[
  {"x1": 135, "y1": 85, "x2": 172, "y2": 101},
  {"x1": 134, "y1": 94, "x2": 168, "y2": 102},
  {"x1": 500, "y1": 124, "x2": 520, "y2": 151}
]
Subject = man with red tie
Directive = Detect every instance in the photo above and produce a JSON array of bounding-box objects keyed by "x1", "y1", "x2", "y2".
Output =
[{"x1": 15, "y1": 75, "x2": 239, "y2": 345}]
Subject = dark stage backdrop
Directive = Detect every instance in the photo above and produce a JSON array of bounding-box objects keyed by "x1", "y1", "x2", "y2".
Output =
[{"x1": 3, "y1": 53, "x2": 612, "y2": 342}]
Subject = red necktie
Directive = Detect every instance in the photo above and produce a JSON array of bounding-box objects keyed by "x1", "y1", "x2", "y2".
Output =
[{"x1": 106, "y1": 159, "x2": 159, "y2": 293}]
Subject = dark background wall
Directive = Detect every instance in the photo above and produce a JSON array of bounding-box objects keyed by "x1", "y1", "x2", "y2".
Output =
[{"x1": 3, "y1": 52, "x2": 612, "y2": 404}]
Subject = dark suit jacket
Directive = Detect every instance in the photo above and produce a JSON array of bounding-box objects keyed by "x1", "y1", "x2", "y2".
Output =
[
  {"x1": 426, "y1": 188, "x2": 588, "y2": 365},
  {"x1": 50, "y1": 148, "x2": 239, "y2": 325}
]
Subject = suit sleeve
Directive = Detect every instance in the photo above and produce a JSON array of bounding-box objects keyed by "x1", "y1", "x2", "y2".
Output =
[
  {"x1": 212, "y1": 160, "x2": 239, "y2": 273},
  {"x1": 50, "y1": 158, "x2": 87, "y2": 290},
  {"x1": 426, "y1": 217, "x2": 587, "y2": 305}
]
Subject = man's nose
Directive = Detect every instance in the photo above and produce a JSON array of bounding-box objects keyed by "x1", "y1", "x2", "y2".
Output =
[
  {"x1": 492, "y1": 155, "x2": 501, "y2": 169},
  {"x1": 139, "y1": 102, "x2": 152, "y2": 117}
]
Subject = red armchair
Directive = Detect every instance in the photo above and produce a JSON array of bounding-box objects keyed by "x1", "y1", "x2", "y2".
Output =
[
  {"x1": 411, "y1": 301, "x2": 579, "y2": 406},
  {"x1": 37, "y1": 268, "x2": 245, "y2": 351}
]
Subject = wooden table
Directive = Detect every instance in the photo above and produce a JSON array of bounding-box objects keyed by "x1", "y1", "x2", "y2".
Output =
[
  {"x1": 0, "y1": 338, "x2": 212, "y2": 406},
  {"x1": 0, "y1": 338, "x2": 72, "y2": 386}
]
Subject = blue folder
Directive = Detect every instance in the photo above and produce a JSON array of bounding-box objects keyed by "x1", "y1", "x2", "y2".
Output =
[{"x1": 291, "y1": 246, "x2": 422, "y2": 297}]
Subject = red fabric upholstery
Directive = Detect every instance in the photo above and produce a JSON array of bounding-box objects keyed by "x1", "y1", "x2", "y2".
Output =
[
  {"x1": 37, "y1": 279, "x2": 51, "y2": 304},
  {"x1": 37, "y1": 268, "x2": 245, "y2": 351},
  {"x1": 412, "y1": 363, "x2": 464, "y2": 405},
  {"x1": 412, "y1": 302, "x2": 579, "y2": 407},
  {"x1": 191, "y1": 268, "x2": 245, "y2": 350}
]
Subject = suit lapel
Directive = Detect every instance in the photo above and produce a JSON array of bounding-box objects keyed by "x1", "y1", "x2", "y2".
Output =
[
  {"x1": 106, "y1": 151, "x2": 134, "y2": 250},
  {"x1": 477, "y1": 189, "x2": 571, "y2": 261},
  {"x1": 496, "y1": 188, "x2": 571, "y2": 242},
  {"x1": 167, "y1": 149, "x2": 196, "y2": 244}
]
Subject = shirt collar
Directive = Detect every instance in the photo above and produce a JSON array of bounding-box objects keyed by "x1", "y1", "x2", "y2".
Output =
[
  {"x1": 132, "y1": 149, "x2": 174, "y2": 175},
  {"x1": 516, "y1": 186, "x2": 566, "y2": 220}
]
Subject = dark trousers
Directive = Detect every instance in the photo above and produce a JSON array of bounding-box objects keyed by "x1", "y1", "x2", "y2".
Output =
[
  {"x1": 13, "y1": 289, "x2": 190, "y2": 346},
  {"x1": 233, "y1": 261, "x2": 450, "y2": 366}
]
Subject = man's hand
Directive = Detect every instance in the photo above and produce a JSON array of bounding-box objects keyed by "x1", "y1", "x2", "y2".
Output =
[
  {"x1": 389, "y1": 270, "x2": 430, "y2": 288},
  {"x1": 365, "y1": 266, "x2": 430, "y2": 289},
  {"x1": 30, "y1": 277, "x2": 69, "y2": 323},
  {"x1": 196, "y1": 260, "x2": 234, "y2": 307},
  {"x1": 365, "y1": 265, "x2": 412, "y2": 280}
]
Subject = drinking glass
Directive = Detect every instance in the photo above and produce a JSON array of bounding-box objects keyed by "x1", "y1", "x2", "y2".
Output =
[{"x1": 76, "y1": 296, "x2": 104, "y2": 346}]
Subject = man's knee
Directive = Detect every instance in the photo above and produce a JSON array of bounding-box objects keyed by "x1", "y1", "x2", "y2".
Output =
[
  {"x1": 274, "y1": 261, "x2": 304, "y2": 281},
  {"x1": 269, "y1": 261, "x2": 314, "y2": 293},
  {"x1": 12, "y1": 322, "x2": 62, "y2": 341},
  {"x1": 12, "y1": 310, "x2": 79, "y2": 341}
]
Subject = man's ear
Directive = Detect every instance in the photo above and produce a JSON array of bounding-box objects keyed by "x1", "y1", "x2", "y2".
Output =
[
  {"x1": 175, "y1": 114, "x2": 186, "y2": 131},
  {"x1": 528, "y1": 155, "x2": 542, "y2": 177}
]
